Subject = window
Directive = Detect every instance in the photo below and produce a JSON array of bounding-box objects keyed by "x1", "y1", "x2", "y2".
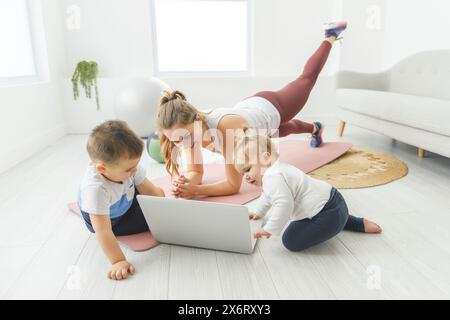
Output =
[
  {"x1": 0, "y1": 0, "x2": 38, "y2": 84},
  {"x1": 151, "y1": 0, "x2": 252, "y2": 75}
]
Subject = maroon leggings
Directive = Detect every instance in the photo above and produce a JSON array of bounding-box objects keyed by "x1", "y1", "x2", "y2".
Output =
[{"x1": 253, "y1": 41, "x2": 332, "y2": 137}]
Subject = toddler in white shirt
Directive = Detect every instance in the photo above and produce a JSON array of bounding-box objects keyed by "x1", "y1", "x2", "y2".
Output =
[{"x1": 233, "y1": 133, "x2": 382, "y2": 251}]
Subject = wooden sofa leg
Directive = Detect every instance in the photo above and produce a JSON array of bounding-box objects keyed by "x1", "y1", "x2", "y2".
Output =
[
  {"x1": 418, "y1": 148, "x2": 426, "y2": 158},
  {"x1": 338, "y1": 120, "x2": 346, "y2": 137}
]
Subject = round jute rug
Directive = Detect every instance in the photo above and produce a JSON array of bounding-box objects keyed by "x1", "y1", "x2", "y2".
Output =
[{"x1": 308, "y1": 147, "x2": 408, "y2": 189}]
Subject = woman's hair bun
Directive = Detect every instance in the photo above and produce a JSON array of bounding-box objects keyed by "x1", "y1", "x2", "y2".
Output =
[{"x1": 160, "y1": 90, "x2": 186, "y2": 106}]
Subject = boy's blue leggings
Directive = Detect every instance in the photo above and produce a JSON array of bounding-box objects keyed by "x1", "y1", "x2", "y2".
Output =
[{"x1": 282, "y1": 188, "x2": 365, "y2": 252}]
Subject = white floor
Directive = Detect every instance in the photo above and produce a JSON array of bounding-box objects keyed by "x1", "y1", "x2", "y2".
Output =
[{"x1": 1, "y1": 124, "x2": 450, "y2": 300}]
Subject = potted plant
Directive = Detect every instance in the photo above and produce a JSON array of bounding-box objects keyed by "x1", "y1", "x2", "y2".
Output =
[{"x1": 71, "y1": 61, "x2": 100, "y2": 110}]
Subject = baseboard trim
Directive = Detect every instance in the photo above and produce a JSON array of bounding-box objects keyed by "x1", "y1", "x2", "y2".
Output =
[{"x1": 0, "y1": 124, "x2": 67, "y2": 175}]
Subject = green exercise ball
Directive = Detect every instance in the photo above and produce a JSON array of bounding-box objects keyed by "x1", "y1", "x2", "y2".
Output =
[{"x1": 147, "y1": 131, "x2": 165, "y2": 163}]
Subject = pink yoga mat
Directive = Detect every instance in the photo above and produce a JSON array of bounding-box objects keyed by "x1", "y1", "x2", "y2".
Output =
[
  {"x1": 69, "y1": 140, "x2": 351, "y2": 251},
  {"x1": 153, "y1": 140, "x2": 352, "y2": 204},
  {"x1": 67, "y1": 203, "x2": 159, "y2": 252}
]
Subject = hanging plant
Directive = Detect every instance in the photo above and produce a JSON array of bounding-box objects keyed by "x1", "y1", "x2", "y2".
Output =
[{"x1": 71, "y1": 61, "x2": 100, "y2": 110}]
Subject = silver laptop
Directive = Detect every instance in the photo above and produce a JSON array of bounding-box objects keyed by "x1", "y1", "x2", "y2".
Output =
[{"x1": 137, "y1": 195, "x2": 263, "y2": 254}]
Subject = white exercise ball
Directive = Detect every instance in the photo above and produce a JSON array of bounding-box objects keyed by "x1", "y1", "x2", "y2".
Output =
[{"x1": 114, "y1": 77, "x2": 169, "y2": 137}]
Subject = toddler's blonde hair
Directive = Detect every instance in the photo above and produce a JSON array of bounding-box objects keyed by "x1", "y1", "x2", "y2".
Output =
[{"x1": 233, "y1": 129, "x2": 279, "y2": 172}]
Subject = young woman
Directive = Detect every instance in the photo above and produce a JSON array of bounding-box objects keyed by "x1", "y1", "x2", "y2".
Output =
[{"x1": 156, "y1": 22, "x2": 348, "y2": 199}]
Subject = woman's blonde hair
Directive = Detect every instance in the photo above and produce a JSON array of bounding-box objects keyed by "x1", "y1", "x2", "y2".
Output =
[{"x1": 156, "y1": 90, "x2": 208, "y2": 176}]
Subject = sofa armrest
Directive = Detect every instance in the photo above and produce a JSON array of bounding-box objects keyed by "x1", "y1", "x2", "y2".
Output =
[{"x1": 335, "y1": 70, "x2": 389, "y2": 91}]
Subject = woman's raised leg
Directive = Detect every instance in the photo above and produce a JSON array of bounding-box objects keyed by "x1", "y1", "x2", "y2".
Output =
[
  {"x1": 254, "y1": 22, "x2": 348, "y2": 141},
  {"x1": 263, "y1": 39, "x2": 334, "y2": 124}
]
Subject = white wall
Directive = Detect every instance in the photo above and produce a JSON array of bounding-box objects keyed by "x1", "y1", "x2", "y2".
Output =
[
  {"x1": 0, "y1": 0, "x2": 67, "y2": 174},
  {"x1": 339, "y1": 0, "x2": 386, "y2": 73},
  {"x1": 62, "y1": 0, "x2": 344, "y2": 133},
  {"x1": 339, "y1": 0, "x2": 450, "y2": 72},
  {"x1": 5, "y1": 0, "x2": 450, "y2": 173},
  {"x1": 382, "y1": 0, "x2": 450, "y2": 69},
  {"x1": 62, "y1": 0, "x2": 154, "y2": 78}
]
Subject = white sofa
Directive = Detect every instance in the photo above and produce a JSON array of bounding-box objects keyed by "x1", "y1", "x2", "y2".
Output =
[{"x1": 335, "y1": 50, "x2": 450, "y2": 158}]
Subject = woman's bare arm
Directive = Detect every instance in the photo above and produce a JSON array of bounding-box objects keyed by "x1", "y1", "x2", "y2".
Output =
[
  {"x1": 179, "y1": 144, "x2": 204, "y2": 184},
  {"x1": 175, "y1": 115, "x2": 247, "y2": 197},
  {"x1": 194, "y1": 163, "x2": 243, "y2": 196}
]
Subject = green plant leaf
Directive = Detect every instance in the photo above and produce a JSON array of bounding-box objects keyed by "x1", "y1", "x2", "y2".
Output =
[{"x1": 71, "y1": 61, "x2": 100, "y2": 110}]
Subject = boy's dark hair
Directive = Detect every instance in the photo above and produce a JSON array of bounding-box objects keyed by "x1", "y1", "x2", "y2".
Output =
[{"x1": 87, "y1": 120, "x2": 144, "y2": 164}]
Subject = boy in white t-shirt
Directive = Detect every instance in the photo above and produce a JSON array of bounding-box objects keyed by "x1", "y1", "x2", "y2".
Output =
[
  {"x1": 78, "y1": 120, "x2": 164, "y2": 280},
  {"x1": 233, "y1": 132, "x2": 382, "y2": 251}
]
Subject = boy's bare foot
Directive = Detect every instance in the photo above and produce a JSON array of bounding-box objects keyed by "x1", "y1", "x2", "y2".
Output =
[{"x1": 363, "y1": 218, "x2": 383, "y2": 233}]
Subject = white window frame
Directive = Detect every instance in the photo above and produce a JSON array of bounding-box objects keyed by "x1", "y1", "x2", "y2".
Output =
[
  {"x1": 150, "y1": 0, "x2": 254, "y2": 78},
  {"x1": 0, "y1": 0, "x2": 48, "y2": 86}
]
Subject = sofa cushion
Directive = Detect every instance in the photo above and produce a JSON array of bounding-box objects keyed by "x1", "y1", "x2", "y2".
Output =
[
  {"x1": 388, "y1": 50, "x2": 450, "y2": 101},
  {"x1": 336, "y1": 88, "x2": 450, "y2": 137}
]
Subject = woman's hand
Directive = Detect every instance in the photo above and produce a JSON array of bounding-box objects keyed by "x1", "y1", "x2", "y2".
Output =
[
  {"x1": 253, "y1": 229, "x2": 272, "y2": 239},
  {"x1": 173, "y1": 175, "x2": 189, "y2": 186},
  {"x1": 171, "y1": 175, "x2": 198, "y2": 199},
  {"x1": 171, "y1": 175, "x2": 187, "y2": 197}
]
